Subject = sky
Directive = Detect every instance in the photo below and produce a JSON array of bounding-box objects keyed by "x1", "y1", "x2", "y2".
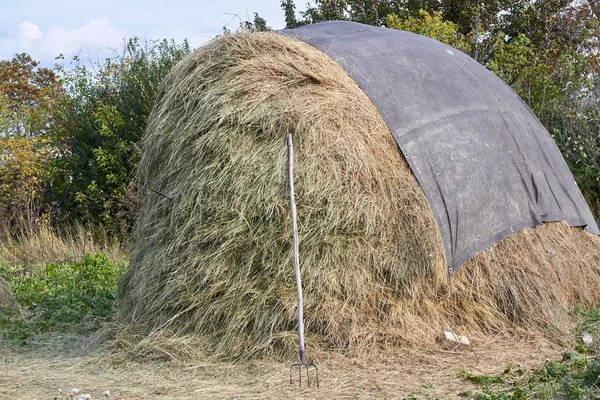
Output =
[{"x1": 0, "y1": 0, "x2": 298, "y2": 67}]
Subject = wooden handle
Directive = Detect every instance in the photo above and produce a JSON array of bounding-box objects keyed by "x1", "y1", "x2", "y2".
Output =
[{"x1": 288, "y1": 133, "x2": 306, "y2": 364}]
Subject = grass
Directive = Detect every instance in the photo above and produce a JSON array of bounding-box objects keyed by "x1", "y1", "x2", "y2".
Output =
[
  {"x1": 457, "y1": 305, "x2": 600, "y2": 399},
  {"x1": 0, "y1": 223, "x2": 125, "y2": 266},
  {"x1": 0, "y1": 253, "x2": 127, "y2": 346}
]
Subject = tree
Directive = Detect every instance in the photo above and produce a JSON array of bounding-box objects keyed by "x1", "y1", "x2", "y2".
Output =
[
  {"x1": 289, "y1": 0, "x2": 425, "y2": 26},
  {"x1": 242, "y1": 13, "x2": 270, "y2": 32},
  {"x1": 0, "y1": 54, "x2": 62, "y2": 138},
  {"x1": 0, "y1": 54, "x2": 63, "y2": 230},
  {"x1": 282, "y1": 0, "x2": 301, "y2": 28},
  {"x1": 51, "y1": 38, "x2": 191, "y2": 236},
  {"x1": 0, "y1": 137, "x2": 53, "y2": 230},
  {"x1": 386, "y1": 10, "x2": 472, "y2": 53}
]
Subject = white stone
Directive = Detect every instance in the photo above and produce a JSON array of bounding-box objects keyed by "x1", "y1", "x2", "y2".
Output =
[
  {"x1": 442, "y1": 330, "x2": 470, "y2": 346},
  {"x1": 582, "y1": 332, "x2": 594, "y2": 347}
]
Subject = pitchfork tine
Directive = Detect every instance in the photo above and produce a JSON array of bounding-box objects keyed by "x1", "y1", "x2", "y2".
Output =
[
  {"x1": 289, "y1": 362, "x2": 319, "y2": 387},
  {"x1": 306, "y1": 364, "x2": 310, "y2": 386}
]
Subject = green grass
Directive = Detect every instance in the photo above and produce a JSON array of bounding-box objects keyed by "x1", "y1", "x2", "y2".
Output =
[
  {"x1": 457, "y1": 305, "x2": 600, "y2": 399},
  {"x1": 0, "y1": 252, "x2": 126, "y2": 345}
]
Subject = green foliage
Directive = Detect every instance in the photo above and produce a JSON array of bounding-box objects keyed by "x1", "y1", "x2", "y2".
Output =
[
  {"x1": 0, "y1": 253, "x2": 125, "y2": 345},
  {"x1": 242, "y1": 13, "x2": 270, "y2": 32},
  {"x1": 0, "y1": 53, "x2": 62, "y2": 138},
  {"x1": 458, "y1": 369, "x2": 505, "y2": 385},
  {"x1": 577, "y1": 305, "x2": 600, "y2": 334},
  {"x1": 281, "y1": 0, "x2": 301, "y2": 28},
  {"x1": 0, "y1": 54, "x2": 63, "y2": 229},
  {"x1": 459, "y1": 357, "x2": 599, "y2": 399},
  {"x1": 0, "y1": 39, "x2": 190, "y2": 236},
  {"x1": 549, "y1": 93, "x2": 600, "y2": 218},
  {"x1": 222, "y1": 13, "x2": 271, "y2": 34},
  {"x1": 0, "y1": 137, "x2": 54, "y2": 229},
  {"x1": 386, "y1": 10, "x2": 472, "y2": 53},
  {"x1": 282, "y1": 0, "x2": 497, "y2": 36},
  {"x1": 483, "y1": 4, "x2": 600, "y2": 219},
  {"x1": 50, "y1": 38, "x2": 190, "y2": 236},
  {"x1": 287, "y1": 0, "x2": 437, "y2": 27},
  {"x1": 458, "y1": 305, "x2": 600, "y2": 399},
  {"x1": 300, "y1": 0, "x2": 350, "y2": 23}
]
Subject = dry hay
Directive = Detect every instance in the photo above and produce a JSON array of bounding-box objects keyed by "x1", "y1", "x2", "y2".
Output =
[
  {"x1": 0, "y1": 224, "x2": 125, "y2": 266},
  {"x1": 0, "y1": 276, "x2": 15, "y2": 310},
  {"x1": 118, "y1": 32, "x2": 600, "y2": 360},
  {"x1": 0, "y1": 338, "x2": 564, "y2": 399}
]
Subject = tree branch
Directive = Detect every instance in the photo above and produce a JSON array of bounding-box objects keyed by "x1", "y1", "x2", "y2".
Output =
[{"x1": 588, "y1": 0, "x2": 600, "y2": 22}]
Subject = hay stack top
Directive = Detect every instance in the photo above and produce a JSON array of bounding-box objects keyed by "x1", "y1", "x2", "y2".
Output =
[{"x1": 283, "y1": 21, "x2": 599, "y2": 273}]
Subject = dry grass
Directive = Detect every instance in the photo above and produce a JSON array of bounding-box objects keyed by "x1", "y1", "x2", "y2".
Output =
[
  {"x1": 118, "y1": 32, "x2": 600, "y2": 361},
  {"x1": 0, "y1": 335, "x2": 564, "y2": 399},
  {"x1": 0, "y1": 224, "x2": 126, "y2": 266},
  {"x1": 0, "y1": 276, "x2": 15, "y2": 309}
]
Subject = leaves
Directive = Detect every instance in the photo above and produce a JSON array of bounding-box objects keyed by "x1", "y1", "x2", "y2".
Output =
[
  {"x1": 0, "y1": 137, "x2": 53, "y2": 229},
  {"x1": 386, "y1": 10, "x2": 472, "y2": 53},
  {"x1": 0, "y1": 253, "x2": 126, "y2": 344},
  {"x1": 49, "y1": 38, "x2": 190, "y2": 236},
  {"x1": 0, "y1": 53, "x2": 62, "y2": 138},
  {"x1": 457, "y1": 305, "x2": 600, "y2": 398}
]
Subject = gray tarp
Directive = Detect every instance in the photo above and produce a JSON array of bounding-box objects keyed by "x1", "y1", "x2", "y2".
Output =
[{"x1": 282, "y1": 21, "x2": 599, "y2": 274}]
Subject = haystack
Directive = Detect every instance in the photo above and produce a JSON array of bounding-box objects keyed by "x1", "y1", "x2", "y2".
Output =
[{"x1": 118, "y1": 30, "x2": 600, "y2": 360}]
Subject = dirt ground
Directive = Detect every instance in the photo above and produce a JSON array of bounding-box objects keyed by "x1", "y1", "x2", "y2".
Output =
[{"x1": 0, "y1": 334, "x2": 563, "y2": 400}]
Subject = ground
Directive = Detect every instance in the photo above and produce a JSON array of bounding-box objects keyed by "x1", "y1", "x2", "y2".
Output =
[
  {"x1": 0, "y1": 335, "x2": 563, "y2": 399},
  {"x1": 1, "y1": 255, "x2": 596, "y2": 398}
]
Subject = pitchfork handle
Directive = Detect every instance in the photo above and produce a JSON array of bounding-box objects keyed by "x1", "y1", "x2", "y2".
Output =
[{"x1": 288, "y1": 133, "x2": 306, "y2": 365}]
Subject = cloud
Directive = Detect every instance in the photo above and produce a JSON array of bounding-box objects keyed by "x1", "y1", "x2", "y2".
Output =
[
  {"x1": 3, "y1": 19, "x2": 126, "y2": 63},
  {"x1": 44, "y1": 19, "x2": 126, "y2": 57},
  {"x1": 20, "y1": 22, "x2": 43, "y2": 41},
  {"x1": 0, "y1": 0, "x2": 295, "y2": 66}
]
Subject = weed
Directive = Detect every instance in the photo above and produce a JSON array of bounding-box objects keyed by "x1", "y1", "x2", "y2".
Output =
[
  {"x1": 458, "y1": 304, "x2": 600, "y2": 399},
  {"x1": 0, "y1": 253, "x2": 126, "y2": 345},
  {"x1": 457, "y1": 370, "x2": 505, "y2": 385}
]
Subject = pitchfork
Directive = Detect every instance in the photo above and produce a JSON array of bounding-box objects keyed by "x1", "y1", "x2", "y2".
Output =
[{"x1": 287, "y1": 133, "x2": 319, "y2": 388}]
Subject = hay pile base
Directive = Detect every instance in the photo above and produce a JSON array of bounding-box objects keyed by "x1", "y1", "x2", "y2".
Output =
[{"x1": 118, "y1": 32, "x2": 600, "y2": 360}]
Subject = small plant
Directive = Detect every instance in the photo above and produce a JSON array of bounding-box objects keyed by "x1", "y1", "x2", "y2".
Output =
[
  {"x1": 457, "y1": 304, "x2": 600, "y2": 399},
  {"x1": 0, "y1": 252, "x2": 126, "y2": 345},
  {"x1": 457, "y1": 370, "x2": 505, "y2": 385}
]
